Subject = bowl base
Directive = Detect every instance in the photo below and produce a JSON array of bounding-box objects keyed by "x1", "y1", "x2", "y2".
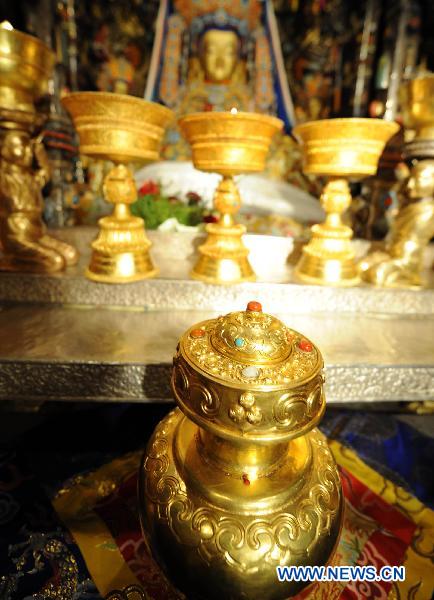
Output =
[
  {"x1": 294, "y1": 248, "x2": 360, "y2": 287},
  {"x1": 191, "y1": 222, "x2": 255, "y2": 285},
  {"x1": 86, "y1": 215, "x2": 157, "y2": 284},
  {"x1": 86, "y1": 258, "x2": 158, "y2": 284}
]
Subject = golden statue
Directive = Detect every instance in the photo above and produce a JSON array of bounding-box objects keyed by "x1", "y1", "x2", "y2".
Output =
[
  {"x1": 200, "y1": 29, "x2": 240, "y2": 81},
  {"x1": 137, "y1": 1, "x2": 323, "y2": 233},
  {"x1": 0, "y1": 21, "x2": 78, "y2": 272},
  {"x1": 157, "y1": 21, "x2": 263, "y2": 163},
  {"x1": 359, "y1": 159, "x2": 434, "y2": 287},
  {"x1": 177, "y1": 28, "x2": 251, "y2": 117},
  {"x1": 0, "y1": 130, "x2": 78, "y2": 272},
  {"x1": 144, "y1": 0, "x2": 308, "y2": 187}
]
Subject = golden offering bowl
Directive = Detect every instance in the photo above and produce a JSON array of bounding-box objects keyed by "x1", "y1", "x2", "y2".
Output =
[
  {"x1": 293, "y1": 118, "x2": 399, "y2": 286},
  {"x1": 0, "y1": 22, "x2": 54, "y2": 116},
  {"x1": 400, "y1": 75, "x2": 434, "y2": 139},
  {"x1": 179, "y1": 111, "x2": 283, "y2": 285},
  {"x1": 181, "y1": 111, "x2": 282, "y2": 175},
  {"x1": 63, "y1": 92, "x2": 173, "y2": 283},
  {"x1": 63, "y1": 92, "x2": 172, "y2": 164}
]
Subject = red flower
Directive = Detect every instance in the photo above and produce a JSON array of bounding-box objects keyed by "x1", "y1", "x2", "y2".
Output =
[
  {"x1": 186, "y1": 191, "x2": 202, "y2": 204},
  {"x1": 138, "y1": 180, "x2": 159, "y2": 196},
  {"x1": 203, "y1": 214, "x2": 219, "y2": 224}
]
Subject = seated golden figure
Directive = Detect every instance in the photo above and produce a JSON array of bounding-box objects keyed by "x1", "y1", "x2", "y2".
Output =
[
  {"x1": 0, "y1": 130, "x2": 78, "y2": 272},
  {"x1": 359, "y1": 159, "x2": 434, "y2": 287},
  {"x1": 159, "y1": 25, "x2": 252, "y2": 161},
  {"x1": 179, "y1": 28, "x2": 250, "y2": 113},
  {"x1": 140, "y1": 0, "x2": 322, "y2": 227}
]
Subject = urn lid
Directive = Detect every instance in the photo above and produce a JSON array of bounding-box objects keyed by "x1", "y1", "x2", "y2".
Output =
[{"x1": 173, "y1": 302, "x2": 325, "y2": 442}]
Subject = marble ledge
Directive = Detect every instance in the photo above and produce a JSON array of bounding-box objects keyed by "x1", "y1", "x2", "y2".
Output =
[
  {"x1": 0, "y1": 227, "x2": 433, "y2": 315},
  {"x1": 0, "y1": 304, "x2": 432, "y2": 406}
]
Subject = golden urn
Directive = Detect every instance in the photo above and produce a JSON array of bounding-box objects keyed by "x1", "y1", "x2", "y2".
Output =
[
  {"x1": 62, "y1": 92, "x2": 173, "y2": 283},
  {"x1": 293, "y1": 118, "x2": 399, "y2": 286},
  {"x1": 179, "y1": 111, "x2": 283, "y2": 285},
  {"x1": 139, "y1": 301, "x2": 343, "y2": 600}
]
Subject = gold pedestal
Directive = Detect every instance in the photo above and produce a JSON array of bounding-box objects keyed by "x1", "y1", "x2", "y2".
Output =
[
  {"x1": 179, "y1": 111, "x2": 283, "y2": 285},
  {"x1": 140, "y1": 302, "x2": 343, "y2": 600},
  {"x1": 85, "y1": 166, "x2": 157, "y2": 283},
  {"x1": 294, "y1": 178, "x2": 359, "y2": 286},
  {"x1": 293, "y1": 118, "x2": 399, "y2": 286},
  {"x1": 62, "y1": 92, "x2": 173, "y2": 283},
  {"x1": 192, "y1": 175, "x2": 255, "y2": 283}
]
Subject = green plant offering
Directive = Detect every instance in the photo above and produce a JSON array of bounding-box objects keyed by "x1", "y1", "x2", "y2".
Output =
[{"x1": 131, "y1": 181, "x2": 206, "y2": 229}]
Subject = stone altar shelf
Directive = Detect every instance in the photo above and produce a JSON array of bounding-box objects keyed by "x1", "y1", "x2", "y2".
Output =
[{"x1": 0, "y1": 227, "x2": 433, "y2": 407}]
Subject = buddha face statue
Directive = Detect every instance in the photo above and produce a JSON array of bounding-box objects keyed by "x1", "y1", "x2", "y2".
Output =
[
  {"x1": 406, "y1": 160, "x2": 434, "y2": 200},
  {"x1": 1, "y1": 132, "x2": 33, "y2": 167},
  {"x1": 199, "y1": 29, "x2": 239, "y2": 83}
]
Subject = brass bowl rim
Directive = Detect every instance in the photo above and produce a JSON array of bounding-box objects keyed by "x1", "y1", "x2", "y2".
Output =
[
  {"x1": 293, "y1": 117, "x2": 400, "y2": 137},
  {"x1": 0, "y1": 25, "x2": 54, "y2": 57},
  {"x1": 401, "y1": 73, "x2": 434, "y2": 86},
  {"x1": 178, "y1": 110, "x2": 284, "y2": 130},
  {"x1": 62, "y1": 91, "x2": 174, "y2": 119}
]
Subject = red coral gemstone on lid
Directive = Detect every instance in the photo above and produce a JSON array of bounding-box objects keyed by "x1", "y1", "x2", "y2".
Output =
[
  {"x1": 190, "y1": 328, "x2": 205, "y2": 338},
  {"x1": 298, "y1": 339, "x2": 313, "y2": 352},
  {"x1": 242, "y1": 473, "x2": 251, "y2": 486},
  {"x1": 246, "y1": 301, "x2": 262, "y2": 312}
]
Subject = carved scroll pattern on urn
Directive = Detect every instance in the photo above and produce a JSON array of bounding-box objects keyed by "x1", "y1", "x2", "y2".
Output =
[
  {"x1": 174, "y1": 356, "x2": 324, "y2": 431},
  {"x1": 143, "y1": 410, "x2": 186, "y2": 506},
  {"x1": 273, "y1": 375, "x2": 325, "y2": 430},
  {"x1": 172, "y1": 357, "x2": 220, "y2": 418},
  {"x1": 143, "y1": 411, "x2": 341, "y2": 571}
]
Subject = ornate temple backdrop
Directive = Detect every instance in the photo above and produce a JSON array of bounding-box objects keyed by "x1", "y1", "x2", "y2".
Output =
[{"x1": 2, "y1": 0, "x2": 433, "y2": 116}]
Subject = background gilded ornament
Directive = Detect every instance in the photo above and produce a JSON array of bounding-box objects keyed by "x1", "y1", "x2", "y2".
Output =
[
  {"x1": 293, "y1": 118, "x2": 399, "y2": 287},
  {"x1": 179, "y1": 111, "x2": 283, "y2": 284},
  {"x1": 0, "y1": 22, "x2": 53, "y2": 116},
  {"x1": 62, "y1": 92, "x2": 173, "y2": 283},
  {"x1": 0, "y1": 22, "x2": 78, "y2": 273},
  {"x1": 360, "y1": 75, "x2": 434, "y2": 288},
  {"x1": 139, "y1": 301, "x2": 343, "y2": 600}
]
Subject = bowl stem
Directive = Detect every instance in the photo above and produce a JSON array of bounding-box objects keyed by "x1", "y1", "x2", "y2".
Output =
[{"x1": 294, "y1": 178, "x2": 360, "y2": 286}]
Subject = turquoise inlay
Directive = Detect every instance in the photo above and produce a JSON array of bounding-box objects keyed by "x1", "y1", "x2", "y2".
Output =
[{"x1": 235, "y1": 337, "x2": 245, "y2": 348}]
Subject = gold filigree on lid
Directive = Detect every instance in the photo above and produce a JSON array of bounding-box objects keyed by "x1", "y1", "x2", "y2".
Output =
[
  {"x1": 181, "y1": 302, "x2": 321, "y2": 388},
  {"x1": 210, "y1": 302, "x2": 292, "y2": 366}
]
